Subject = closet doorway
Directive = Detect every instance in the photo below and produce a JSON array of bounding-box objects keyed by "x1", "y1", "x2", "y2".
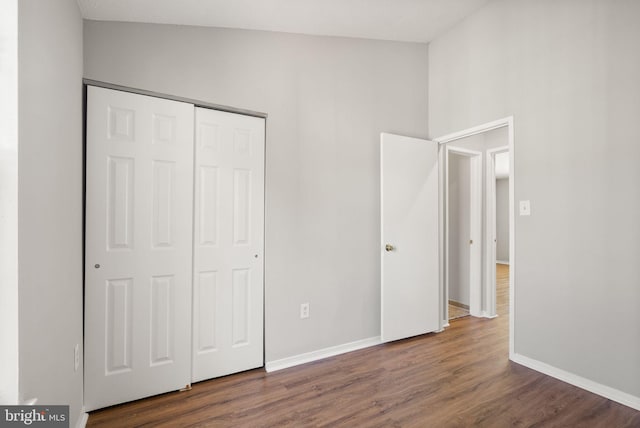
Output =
[{"x1": 84, "y1": 85, "x2": 265, "y2": 411}]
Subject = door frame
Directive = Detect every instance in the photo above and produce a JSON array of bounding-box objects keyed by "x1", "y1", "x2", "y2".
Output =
[
  {"x1": 444, "y1": 145, "x2": 483, "y2": 323},
  {"x1": 434, "y1": 116, "x2": 515, "y2": 357},
  {"x1": 485, "y1": 146, "x2": 509, "y2": 318}
]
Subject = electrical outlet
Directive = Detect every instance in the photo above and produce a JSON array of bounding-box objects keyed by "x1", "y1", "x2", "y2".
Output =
[
  {"x1": 300, "y1": 303, "x2": 310, "y2": 319},
  {"x1": 74, "y1": 344, "x2": 80, "y2": 372}
]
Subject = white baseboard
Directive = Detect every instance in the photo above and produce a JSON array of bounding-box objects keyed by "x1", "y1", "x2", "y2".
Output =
[
  {"x1": 496, "y1": 260, "x2": 510, "y2": 265},
  {"x1": 76, "y1": 412, "x2": 89, "y2": 428},
  {"x1": 481, "y1": 311, "x2": 499, "y2": 319},
  {"x1": 510, "y1": 352, "x2": 640, "y2": 411},
  {"x1": 265, "y1": 336, "x2": 381, "y2": 372}
]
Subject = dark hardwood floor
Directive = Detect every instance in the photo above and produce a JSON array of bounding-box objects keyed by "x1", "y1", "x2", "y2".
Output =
[{"x1": 88, "y1": 264, "x2": 640, "y2": 427}]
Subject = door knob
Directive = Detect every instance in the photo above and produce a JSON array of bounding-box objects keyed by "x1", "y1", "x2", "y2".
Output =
[{"x1": 385, "y1": 244, "x2": 395, "y2": 252}]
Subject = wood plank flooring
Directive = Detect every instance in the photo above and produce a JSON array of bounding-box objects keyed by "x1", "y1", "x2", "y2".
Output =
[
  {"x1": 88, "y1": 264, "x2": 640, "y2": 427},
  {"x1": 448, "y1": 302, "x2": 469, "y2": 320}
]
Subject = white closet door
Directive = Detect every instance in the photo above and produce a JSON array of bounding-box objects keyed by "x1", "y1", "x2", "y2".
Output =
[
  {"x1": 85, "y1": 86, "x2": 194, "y2": 411},
  {"x1": 192, "y1": 108, "x2": 265, "y2": 382}
]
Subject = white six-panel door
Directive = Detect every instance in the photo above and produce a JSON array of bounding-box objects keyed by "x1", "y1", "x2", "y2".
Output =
[
  {"x1": 84, "y1": 87, "x2": 194, "y2": 410},
  {"x1": 381, "y1": 133, "x2": 440, "y2": 342},
  {"x1": 192, "y1": 108, "x2": 265, "y2": 382}
]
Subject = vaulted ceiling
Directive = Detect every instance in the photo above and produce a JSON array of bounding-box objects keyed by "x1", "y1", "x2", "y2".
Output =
[{"x1": 77, "y1": 0, "x2": 492, "y2": 43}]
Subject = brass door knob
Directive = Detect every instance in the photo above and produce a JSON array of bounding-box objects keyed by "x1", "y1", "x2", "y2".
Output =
[{"x1": 385, "y1": 244, "x2": 395, "y2": 252}]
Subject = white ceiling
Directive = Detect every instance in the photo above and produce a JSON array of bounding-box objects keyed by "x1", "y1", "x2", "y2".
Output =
[{"x1": 77, "y1": 0, "x2": 492, "y2": 43}]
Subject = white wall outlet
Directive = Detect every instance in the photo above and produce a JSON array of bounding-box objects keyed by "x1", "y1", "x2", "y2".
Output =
[
  {"x1": 74, "y1": 344, "x2": 80, "y2": 372},
  {"x1": 519, "y1": 200, "x2": 531, "y2": 216},
  {"x1": 300, "y1": 303, "x2": 310, "y2": 319}
]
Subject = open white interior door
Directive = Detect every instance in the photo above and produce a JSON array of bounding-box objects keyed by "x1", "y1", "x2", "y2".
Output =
[{"x1": 381, "y1": 133, "x2": 440, "y2": 342}]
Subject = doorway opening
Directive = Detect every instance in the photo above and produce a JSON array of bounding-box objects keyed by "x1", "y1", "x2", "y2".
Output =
[
  {"x1": 487, "y1": 147, "x2": 510, "y2": 317},
  {"x1": 444, "y1": 146, "x2": 482, "y2": 322},
  {"x1": 435, "y1": 118, "x2": 514, "y2": 351}
]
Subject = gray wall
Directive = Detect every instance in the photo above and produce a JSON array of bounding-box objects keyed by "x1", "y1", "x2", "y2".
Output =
[
  {"x1": 447, "y1": 153, "x2": 470, "y2": 306},
  {"x1": 496, "y1": 178, "x2": 509, "y2": 262},
  {"x1": 429, "y1": 0, "x2": 640, "y2": 397},
  {"x1": 18, "y1": 0, "x2": 84, "y2": 424},
  {"x1": 84, "y1": 21, "x2": 430, "y2": 362}
]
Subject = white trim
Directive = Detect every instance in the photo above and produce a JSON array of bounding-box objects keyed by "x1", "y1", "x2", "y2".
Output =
[
  {"x1": 486, "y1": 146, "x2": 509, "y2": 154},
  {"x1": 434, "y1": 116, "x2": 515, "y2": 357},
  {"x1": 446, "y1": 146, "x2": 481, "y2": 157},
  {"x1": 85, "y1": 80, "x2": 267, "y2": 119},
  {"x1": 511, "y1": 353, "x2": 640, "y2": 412},
  {"x1": 443, "y1": 146, "x2": 450, "y2": 325},
  {"x1": 507, "y1": 119, "x2": 515, "y2": 358},
  {"x1": 265, "y1": 336, "x2": 381, "y2": 372},
  {"x1": 468, "y1": 153, "x2": 482, "y2": 317},
  {"x1": 434, "y1": 117, "x2": 511, "y2": 145},
  {"x1": 76, "y1": 412, "x2": 89, "y2": 428},
  {"x1": 380, "y1": 135, "x2": 386, "y2": 340},
  {"x1": 496, "y1": 260, "x2": 510, "y2": 265},
  {"x1": 485, "y1": 145, "x2": 509, "y2": 319},
  {"x1": 438, "y1": 145, "x2": 446, "y2": 329},
  {"x1": 0, "y1": 0, "x2": 19, "y2": 406}
]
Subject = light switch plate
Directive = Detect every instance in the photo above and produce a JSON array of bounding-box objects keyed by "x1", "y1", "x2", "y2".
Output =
[{"x1": 519, "y1": 200, "x2": 531, "y2": 216}]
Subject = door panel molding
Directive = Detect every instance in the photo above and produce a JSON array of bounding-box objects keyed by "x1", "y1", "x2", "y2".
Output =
[
  {"x1": 191, "y1": 107, "x2": 265, "y2": 382},
  {"x1": 85, "y1": 85, "x2": 266, "y2": 411},
  {"x1": 85, "y1": 86, "x2": 194, "y2": 411}
]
